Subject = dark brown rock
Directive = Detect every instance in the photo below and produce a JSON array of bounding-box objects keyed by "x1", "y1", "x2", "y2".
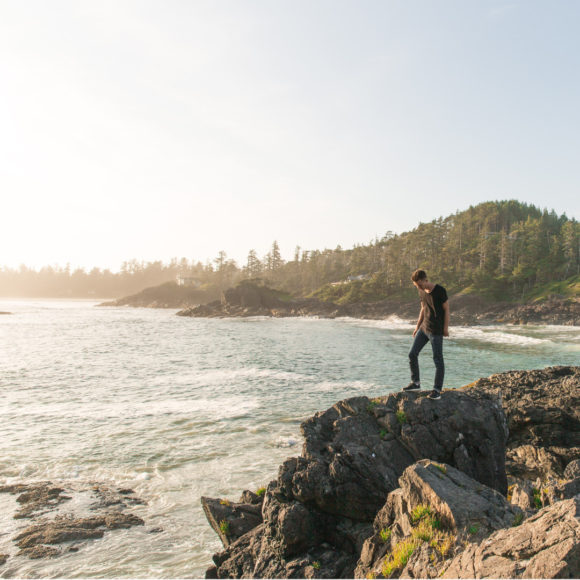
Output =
[
  {"x1": 13, "y1": 513, "x2": 144, "y2": 558},
  {"x1": 205, "y1": 388, "x2": 509, "y2": 578},
  {"x1": 442, "y1": 496, "x2": 580, "y2": 578},
  {"x1": 1, "y1": 482, "x2": 146, "y2": 560},
  {"x1": 0, "y1": 482, "x2": 71, "y2": 519},
  {"x1": 20, "y1": 545, "x2": 60, "y2": 559},
  {"x1": 294, "y1": 389, "x2": 508, "y2": 523},
  {"x1": 201, "y1": 496, "x2": 263, "y2": 547},
  {"x1": 467, "y1": 366, "x2": 580, "y2": 479},
  {"x1": 204, "y1": 367, "x2": 580, "y2": 579}
]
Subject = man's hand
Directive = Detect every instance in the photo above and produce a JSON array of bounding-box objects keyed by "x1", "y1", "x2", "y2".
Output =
[
  {"x1": 443, "y1": 329, "x2": 449, "y2": 337},
  {"x1": 413, "y1": 327, "x2": 419, "y2": 338}
]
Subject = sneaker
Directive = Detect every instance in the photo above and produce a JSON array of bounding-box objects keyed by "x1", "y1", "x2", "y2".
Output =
[
  {"x1": 427, "y1": 389, "x2": 442, "y2": 400},
  {"x1": 403, "y1": 382, "x2": 421, "y2": 392}
]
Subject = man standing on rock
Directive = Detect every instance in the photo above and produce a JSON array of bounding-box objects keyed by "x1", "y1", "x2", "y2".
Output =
[{"x1": 403, "y1": 269, "x2": 449, "y2": 400}]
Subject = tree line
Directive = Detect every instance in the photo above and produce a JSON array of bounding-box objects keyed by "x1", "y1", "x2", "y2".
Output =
[{"x1": 1, "y1": 200, "x2": 578, "y2": 301}]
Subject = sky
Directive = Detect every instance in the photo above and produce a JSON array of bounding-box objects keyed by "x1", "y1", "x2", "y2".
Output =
[{"x1": 1, "y1": 0, "x2": 578, "y2": 272}]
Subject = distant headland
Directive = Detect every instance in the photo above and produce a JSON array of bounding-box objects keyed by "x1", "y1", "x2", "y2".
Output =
[{"x1": 3, "y1": 201, "x2": 579, "y2": 310}]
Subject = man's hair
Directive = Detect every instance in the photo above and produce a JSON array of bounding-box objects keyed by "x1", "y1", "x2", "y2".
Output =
[{"x1": 411, "y1": 269, "x2": 427, "y2": 283}]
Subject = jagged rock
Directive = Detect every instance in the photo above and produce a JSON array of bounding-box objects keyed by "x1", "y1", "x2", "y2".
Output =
[
  {"x1": 204, "y1": 367, "x2": 580, "y2": 579},
  {"x1": 505, "y1": 444, "x2": 563, "y2": 480},
  {"x1": 294, "y1": 389, "x2": 508, "y2": 524},
  {"x1": 399, "y1": 460, "x2": 521, "y2": 536},
  {"x1": 1, "y1": 482, "x2": 146, "y2": 560},
  {"x1": 509, "y1": 479, "x2": 536, "y2": 511},
  {"x1": 467, "y1": 366, "x2": 580, "y2": 479},
  {"x1": 13, "y1": 513, "x2": 145, "y2": 557},
  {"x1": 90, "y1": 484, "x2": 146, "y2": 510},
  {"x1": 239, "y1": 490, "x2": 264, "y2": 505},
  {"x1": 544, "y1": 476, "x2": 580, "y2": 504},
  {"x1": 201, "y1": 496, "x2": 263, "y2": 547},
  {"x1": 355, "y1": 461, "x2": 522, "y2": 579},
  {"x1": 211, "y1": 523, "x2": 357, "y2": 579},
  {"x1": 442, "y1": 496, "x2": 580, "y2": 578},
  {"x1": 206, "y1": 388, "x2": 509, "y2": 578},
  {"x1": 15, "y1": 521, "x2": 106, "y2": 549},
  {"x1": 0, "y1": 482, "x2": 71, "y2": 519},
  {"x1": 564, "y1": 458, "x2": 580, "y2": 479}
]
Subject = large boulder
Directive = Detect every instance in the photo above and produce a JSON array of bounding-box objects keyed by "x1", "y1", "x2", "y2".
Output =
[
  {"x1": 442, "y1": 496, "x2": 580, "y2": 578},
  {"x1": 355, "y1": 460, "x2": 522, "y2": 579},
  {"x1": 297, "y1": 389, "x2": 508, "y2": 523},
  {"x1": 467, "y1": 366, "x2": 580, "y2": 479}
]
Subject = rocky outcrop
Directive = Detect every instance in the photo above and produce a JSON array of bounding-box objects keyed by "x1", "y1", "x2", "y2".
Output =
[
  {"x1": 442, "y1": 496, "x2": 580, "y2": 579},
  {"x1": 203, "y1": 367, "x2": 580, "y2": 579},
  {"x1": 466, "y1": 366, "x2": 580, "y2": 479},
  {"x1": 449, "y1": 294, "x2": 580, "y2": 326},
  {"x1": 98, "y1": 281, "x2": 219, "y2": 308},
  {"x1": 201, "y1": 492, "x2": 263, "y2": 547},
  {"x1": 0, "y1": 482, "x2": 72, "y2": 519},
  {"x1": 178, "y1": 293, "x2": 344, "y2": 319},
  {"x1": 0, "y1": 481, "x2": 146, "y2": 560},
  {"x1": 14, "y1": 513, "x2": 144, "y2": 559},
  {"x1": 355, "y1": 460, "x2": 523, "y2": 579},
  {"x1": 204, "y1": 388, "x2": 509, "y2": 578},
  {"x1": 173, "y1": 277, "x2": 579, "y2": 324}
]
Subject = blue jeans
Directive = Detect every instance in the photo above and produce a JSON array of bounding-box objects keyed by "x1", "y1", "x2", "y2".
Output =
[{"x1": 409, "y1": 329, "x2": 444, "y2": 390}]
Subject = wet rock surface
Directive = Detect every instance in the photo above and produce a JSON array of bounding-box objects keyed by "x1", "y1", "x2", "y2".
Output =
[
  {"x1": 0, "y1": 483, "x2": 71, "y2": 519},
  {"x1": 0, "y1": 481, "x2": 145, "y2": 560},
  {"x1": 203, "y1": 366, "x2": 580, "y2": 579}
]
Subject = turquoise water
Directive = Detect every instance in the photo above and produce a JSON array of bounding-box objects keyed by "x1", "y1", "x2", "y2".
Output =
[{"x1": 0, "y1": 299, "x2": 578, "y2": 578}]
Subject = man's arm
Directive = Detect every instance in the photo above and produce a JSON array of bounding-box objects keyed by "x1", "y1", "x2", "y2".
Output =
[
  {"x1": 413, "y1": 304, "x2": 425, "y2": 337},
  {"x1": 443, "y1": 301, "x2": 450, "y2": 337}
]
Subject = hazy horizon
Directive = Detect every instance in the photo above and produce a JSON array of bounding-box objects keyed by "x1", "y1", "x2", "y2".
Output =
[
  {"x1": 1, "y1": 198, "x2": 577, "y2": 274},
  {"x1": 2, "y1": 1, "x2": 579, "y2": 272}
]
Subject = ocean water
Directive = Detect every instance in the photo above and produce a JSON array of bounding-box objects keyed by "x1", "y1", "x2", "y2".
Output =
[{"x1": 0, "y1": 299, "x2": 578, "y2": 578}]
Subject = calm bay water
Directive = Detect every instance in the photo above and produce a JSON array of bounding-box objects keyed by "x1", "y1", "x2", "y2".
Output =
[{"x1": 0, "y1": 299, "x2": 578, "y2": 578}]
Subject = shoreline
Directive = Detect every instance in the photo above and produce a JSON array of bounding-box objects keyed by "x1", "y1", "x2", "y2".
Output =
[{"x1": 175, "y1": 296, "x2": 579, "y2": 327}]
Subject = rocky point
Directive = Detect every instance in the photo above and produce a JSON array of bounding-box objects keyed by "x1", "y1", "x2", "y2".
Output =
[{"x1": 202, "y1": 366, "x2": 580, "y2": 579}]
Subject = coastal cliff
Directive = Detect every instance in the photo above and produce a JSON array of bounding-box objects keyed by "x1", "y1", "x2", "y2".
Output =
[{"x1": 202, "y1": 366, "x2": 580, "y2": 579}]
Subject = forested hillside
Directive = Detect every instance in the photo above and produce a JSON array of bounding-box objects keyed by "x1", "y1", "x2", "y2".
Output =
[
  {"x1": 289, "y1": 200, "x2": 580, "y2": 303},
  {"x1": 1, "y1": 201, "x2": 578, "y2": 302}
]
